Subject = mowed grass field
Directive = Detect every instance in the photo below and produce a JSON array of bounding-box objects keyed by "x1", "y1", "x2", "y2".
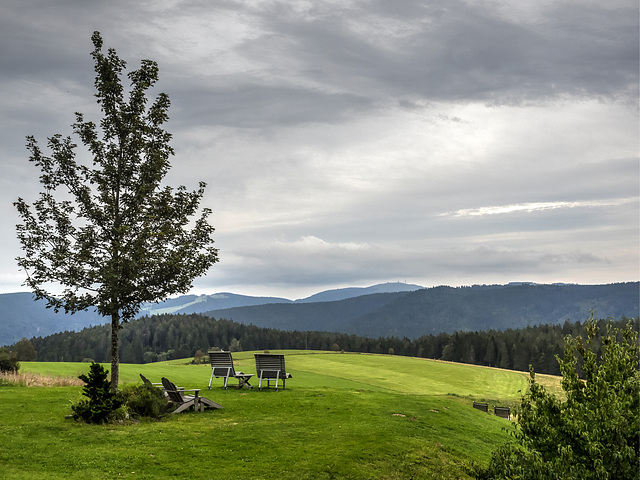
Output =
[{"x1": 2, "y1": 351, "x2": 557, "y2": 479}]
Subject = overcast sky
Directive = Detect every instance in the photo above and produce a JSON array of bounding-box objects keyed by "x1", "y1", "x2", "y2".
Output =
[{"x1": 1, "y1": 0, "x2": 638, "y2": 300}]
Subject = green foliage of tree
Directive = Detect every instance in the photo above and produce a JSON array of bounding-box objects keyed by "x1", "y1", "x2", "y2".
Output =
[
  {"x1": 229, "y1": 337, "x2": 242, "y2": 352},
  {"x1": 472, "y1": 318, "x2": 640, "y2": 479},
  {"x1": 13, "y1": 338, "x2": 37, "y2": 361},
  {"x1": 72, "y1": 363, "x2": 123, "y2": 424},
  {"x1": 193, "y1": 349, "x2": 204, "y2": 364},
  {"x1": 14, "y1": 32, "x2": 218, "y2": 390},
  {"x1": 0, "y1": 347, "x2": 19, "y2": 373}
]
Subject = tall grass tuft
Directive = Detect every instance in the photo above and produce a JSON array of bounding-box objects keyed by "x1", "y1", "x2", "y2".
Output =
[{"x1": 0, "y1": 370, "x2": 84, "y2": 387}]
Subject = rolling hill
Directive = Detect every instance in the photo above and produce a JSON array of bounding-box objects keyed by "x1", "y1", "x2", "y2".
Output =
[{"x1": 7, "y1": 352, "x2": 533, "y2": 479}]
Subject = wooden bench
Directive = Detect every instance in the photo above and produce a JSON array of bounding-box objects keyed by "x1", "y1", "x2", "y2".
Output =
[
  {"x1": 494, "y1": 406, "x2": 511, "y2": 420},
  {"x1": 208, "y1": 350, "x2": 254, "y2": 389},
  {"x1": 472, "y1": 402, "x2": 489, "y2": 412},
  {"x1": 254, "y1": 353, "x2": 292, "y2": 390}
]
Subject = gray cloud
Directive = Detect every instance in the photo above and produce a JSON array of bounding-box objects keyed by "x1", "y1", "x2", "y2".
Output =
[
  {"x1": 236, "y1": 0, "x2": 638, "y2": 106},
  {"x1": 0, "y1": 0, "x2": 637, "y2": 298}
]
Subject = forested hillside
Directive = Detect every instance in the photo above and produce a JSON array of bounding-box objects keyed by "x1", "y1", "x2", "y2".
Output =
[
  {"x1": 15, "y1": 313, "x2": 638, "y2": 376},
  {"x1": 203, "y1": 292, "x2": 410, "y2": 333},
  {"x1": 204, "y1": 283, "x2": 639, "y2": 338}
]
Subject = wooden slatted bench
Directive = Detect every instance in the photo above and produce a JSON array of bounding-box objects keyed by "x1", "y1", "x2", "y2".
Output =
[
  {"x1": 254, "y1": 353, "x2": 292, "y2": 390},
  {"x1": 472, "y1": 401, "x2": 489, "y2": 412},
  {"x1": 494, "y1": 406, "x2": 511, "y2": 420}
]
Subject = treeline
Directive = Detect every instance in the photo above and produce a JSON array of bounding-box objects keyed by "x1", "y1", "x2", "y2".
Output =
[{"x1": 18, "y1": 313, "x2": 639, "y2": 376}]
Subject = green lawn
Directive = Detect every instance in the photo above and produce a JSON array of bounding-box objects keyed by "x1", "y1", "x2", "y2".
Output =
[{"x1": 2, "y1": 351, "x2": 543, "y2": 479}]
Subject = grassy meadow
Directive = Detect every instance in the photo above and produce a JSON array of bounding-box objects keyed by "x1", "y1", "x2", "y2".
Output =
[{"x1": 1, "y1": 351, "x2": 557, "y2": 479}]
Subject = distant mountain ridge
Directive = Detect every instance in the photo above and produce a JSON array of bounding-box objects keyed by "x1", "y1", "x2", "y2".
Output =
[
  {"x1": 0, "y1": 282, "x2": 422, "y2": 345},
  {"x1": 138, "y1": 293, "x2": 291, "y2": 316},
  {"x1": 0, "y1": 292, "x2": 104, "y2": 347},
  {"x1": 204, "y1": 291, "x2": 413, "y2": 335},
  {"x1": 137, "y1": 282, "x2": 422, "y2": 316},
  {"x1": 1, "y1": 282, "x2": 637, "y2": 346},
  {"x1": 202, "y1": 283, "x2": 639, "y2": 338},
  {"x1": 293, "y1": 282, "x2": 423, "y2": 303}
]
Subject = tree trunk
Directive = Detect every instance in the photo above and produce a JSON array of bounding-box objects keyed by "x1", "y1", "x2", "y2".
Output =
[{"x1": 110, "y1": 312, "x2": 120, "y2": 392}]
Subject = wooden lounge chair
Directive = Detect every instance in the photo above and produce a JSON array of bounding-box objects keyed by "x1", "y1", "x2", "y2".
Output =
[
  {"x1": 208, "y1": 350, "x2": 253, "y2": 389},
  {"x1": 161, "y1": 377, "x2": 223, "y2": 413},
  {"x1": 140, "y1": 373, "x2": 163, "y2": 390},
  {"x1": 254, "y1": 353, "x2": 292, "y2": 390},
  {"x1": 141, "y1": 373, "x2": 194, "y2": 401}
]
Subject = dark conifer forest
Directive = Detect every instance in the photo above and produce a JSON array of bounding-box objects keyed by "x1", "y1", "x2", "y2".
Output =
[{"x1": 17, "y1": 313, "x2": 638, "y2": 376}]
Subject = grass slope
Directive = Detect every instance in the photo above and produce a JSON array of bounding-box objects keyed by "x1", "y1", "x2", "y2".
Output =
[{"x1": 3, "y1": 351, "x2": 547, "y2": 479}]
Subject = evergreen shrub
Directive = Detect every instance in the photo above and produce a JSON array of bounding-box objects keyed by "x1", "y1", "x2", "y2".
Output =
[{"x1": 71, "y1": 363, "x2": 123, "y2": 424}]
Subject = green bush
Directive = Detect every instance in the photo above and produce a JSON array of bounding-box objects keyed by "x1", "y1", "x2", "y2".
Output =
[
  {"x1": 472, "y1": 318, "x2": 639, "y2": 479},
  {"x1": 0, "y1": 347, "x2": 19, "y2": 373},
  {"x1": 121, "y1": 383, "x2": 169, "y2": 419},
  {"x1": 71, "y1": 363, "x2": 123, "y2": 424}
]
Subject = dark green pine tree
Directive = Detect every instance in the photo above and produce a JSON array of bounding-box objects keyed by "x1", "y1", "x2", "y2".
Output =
[
  {"x1": 72, "y1": 362, "x2": 122, "y2": 424},
  {"x1": 14, "y1": 32, "x2": 218, "y2": 391}
]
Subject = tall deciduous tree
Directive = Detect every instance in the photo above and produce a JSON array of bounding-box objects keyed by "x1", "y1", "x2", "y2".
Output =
[
  {"x1": 14, "y1": 32, "x2": 218, "y2": 391},
  {"x1": 472, "y1": 316, "x2": 639, "y2": 479},
  {"x1": 14, "y1": 338, "x2": 37, "y2": 361}
]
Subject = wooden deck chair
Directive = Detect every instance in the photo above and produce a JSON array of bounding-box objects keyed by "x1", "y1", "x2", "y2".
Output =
[
  {"x1": 208, "y1": 350, "x2": 236, "y2": 389},
  {"x1": 140, "y1": 373, "x2": 174, "y2": 401},
  {"x1": 254, "y1": 353, "x2": 292, "y2": 390},
  {"x1": 161, "y1": 377, "x2": 223, "y2": 413},
  {"x1": 140, "y1": 373, "x2": 163, "y2": 389},
  {"x1": 208, "y1": 350, "x2": 254, "y2": 389}
]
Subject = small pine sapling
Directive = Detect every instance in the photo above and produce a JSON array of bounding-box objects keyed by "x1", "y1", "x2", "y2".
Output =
[{"x1": 72, "y1": 363, "x2": 123, "y2": 423}]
